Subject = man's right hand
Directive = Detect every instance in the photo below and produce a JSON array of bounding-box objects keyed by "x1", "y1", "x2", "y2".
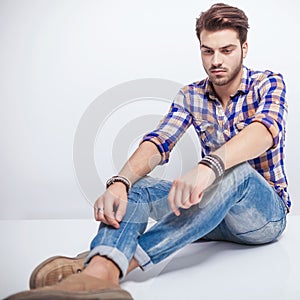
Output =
[
  {"x1": 94, "y1": 182, "x2": 128, "y2": 229},
  {"x1": 93, "y1": 140, "x2": 161, "y2": 228}
]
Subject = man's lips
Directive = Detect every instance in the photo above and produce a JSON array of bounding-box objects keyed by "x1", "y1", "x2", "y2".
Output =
[{"x1": 210, "y1": 69, "x2": 226, "y2": 75}]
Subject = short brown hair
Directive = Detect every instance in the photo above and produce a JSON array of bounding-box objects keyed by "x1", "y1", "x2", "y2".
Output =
[{"x1": 196, "y1": 3, "x2": 249, "y2": 45}]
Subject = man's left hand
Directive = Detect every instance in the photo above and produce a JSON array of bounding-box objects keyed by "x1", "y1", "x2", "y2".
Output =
[{"x1": 168, "y1": 164, "x2": 216, "y2": 216}]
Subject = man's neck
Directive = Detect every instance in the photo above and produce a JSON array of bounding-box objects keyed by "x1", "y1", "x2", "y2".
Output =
[{"x1": 213, "y1": 68, "x2": 243, "y2": 109}]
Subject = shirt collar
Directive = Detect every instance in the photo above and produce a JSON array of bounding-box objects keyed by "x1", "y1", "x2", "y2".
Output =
[{"x1": 205, "y1": 65, "x2": 249, "y2": 100}]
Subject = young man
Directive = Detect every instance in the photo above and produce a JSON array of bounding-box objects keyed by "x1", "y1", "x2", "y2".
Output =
[{"x1": 6, "y1": 3, "x2": 289, "y2": 300}]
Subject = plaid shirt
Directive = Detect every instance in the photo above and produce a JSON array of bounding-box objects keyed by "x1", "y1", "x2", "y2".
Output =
[{"x1": 142, "y1": 66, "x2": 290, "y2": 209}]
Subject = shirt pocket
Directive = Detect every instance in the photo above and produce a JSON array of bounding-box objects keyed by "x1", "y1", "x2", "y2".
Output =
[
  {"x1": 235, "y1": 118, "x2": 251, "y2": 132},
  {"x1": 194, "y1": 120, "x2": 225, "y2": 151},
  {"x1": 235, "y1": 121, "x2": 247, "y2": 131}
]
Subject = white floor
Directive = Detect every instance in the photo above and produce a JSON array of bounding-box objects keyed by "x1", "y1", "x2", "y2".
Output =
[{"x1": 1, "y1": 216, "x2": 299, "y2": 300}]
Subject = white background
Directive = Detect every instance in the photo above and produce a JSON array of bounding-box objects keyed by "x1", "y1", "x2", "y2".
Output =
[{"x1": 0, "y1": 0, "x2": 299, "y2": 220}]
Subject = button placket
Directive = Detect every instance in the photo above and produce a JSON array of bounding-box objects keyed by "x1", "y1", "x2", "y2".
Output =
[
  {"x1": 216, "y1": 103, "x2": 231, "y2": 140},
  {"x1": 216, "y1": 104, "x2": 225, "y2": 128}
]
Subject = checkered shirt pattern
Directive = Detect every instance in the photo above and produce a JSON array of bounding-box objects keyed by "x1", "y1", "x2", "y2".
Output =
[{"x1": 142, "y1": 66, "x2": 290, "y2": 209}]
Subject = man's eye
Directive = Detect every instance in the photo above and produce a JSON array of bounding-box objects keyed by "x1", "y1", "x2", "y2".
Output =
[
  {"x1": 202, "y1": 49, "x2": 213, "y2": 54},
  {"x1": 222, "y1": 49, "x2": 232, "y2": 54}
]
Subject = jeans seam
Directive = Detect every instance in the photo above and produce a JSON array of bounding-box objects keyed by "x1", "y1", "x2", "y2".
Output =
[
  {"x1": 236, "y1": 216, "x2": 286, "y2": 237},
  {"x1": 103, "y1": 190, "x2": 142, "y2": 277},
  {"x1": 134, "y1": 244, "x2": 153, "y2": 271}
]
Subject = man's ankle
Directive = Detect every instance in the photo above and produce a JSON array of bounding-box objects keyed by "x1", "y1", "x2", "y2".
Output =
[{"x1": 83, "y1": 255, "x2": 120, "y2": 285}]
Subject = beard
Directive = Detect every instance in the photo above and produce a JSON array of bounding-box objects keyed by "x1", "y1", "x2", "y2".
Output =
[{"x1": 204, "y1": 55, "x2": 243, "y2": 87}]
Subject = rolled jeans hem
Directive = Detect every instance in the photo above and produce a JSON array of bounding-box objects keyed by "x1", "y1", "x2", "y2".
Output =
[
  {"x1": 84, "y1": 245, "x2": 129, "y2": 278},
  {"x1": 134, "y1": 244, "x2": 154, "y2": 272}
]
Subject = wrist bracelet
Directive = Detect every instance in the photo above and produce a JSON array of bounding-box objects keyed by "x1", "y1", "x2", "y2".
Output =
[
  {"x1": 198, "y1": 154, "x2": 225, "y2": 178},
  {"x1": 106, "y1": 175, "x2": 132, "y2": 193}
]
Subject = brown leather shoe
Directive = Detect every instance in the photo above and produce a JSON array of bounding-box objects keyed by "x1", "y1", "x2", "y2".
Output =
[
  {"x1": 5, "y1": 273, "x2": 133, "y2": 300},
  {"x1": 30, "y1": 251, "x2": 89, "y2": 289}
]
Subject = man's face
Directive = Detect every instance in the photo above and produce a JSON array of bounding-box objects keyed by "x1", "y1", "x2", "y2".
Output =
[{"x1": 200, "y1": 29, "x2": 248, "y2": 87}]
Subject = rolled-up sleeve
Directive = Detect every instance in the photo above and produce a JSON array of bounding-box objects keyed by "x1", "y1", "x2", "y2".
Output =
[
  {"x1": 141, "y1": 90, "x2": 192, "y2": 164},
  {"x1": 250, "y1": 73, "x2": 288, "y2": 148}
]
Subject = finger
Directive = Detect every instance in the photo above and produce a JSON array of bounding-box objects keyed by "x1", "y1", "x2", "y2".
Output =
[
  {"x1": 190, "y1": 188, "x2": 203, "y2": 205},
  {"x1": 103, "y1": 200, "x2": 120, "y2": 229},
  {"x1": 115, "y1": 197, "x2": 128, "y2": 222},
  {"x1": 94, "y1": 197, "x2": 104, "y2": 221},
  {"x1": 173, "y1": 184, "x2": 183, "y2": 211},
  {"x1": 180, "y1": 185, "x2": 193, "y2": 209},
  {"x1": 168, "y1": 182, "x2": 180, "y2": 216},
  {"x1": 101, "y1": 213, "x2": 120, "y2": 229},
  {"x1": 96, "y1": 207, "x2": 104, "y2": 219},
  {"x1": 96, "y1": 208, "x2": 116, "y2": 227},
  {"x1": 198, "y1": 192, "x2": 204, "y2": 202}
]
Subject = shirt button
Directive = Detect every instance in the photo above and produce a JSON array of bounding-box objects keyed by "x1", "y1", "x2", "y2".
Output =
[
  {"x1": 217, "y1": 108, "x2": 224, "y2": 117},
  {"x1": 224, "y1": 129, "x2": 230, "y2": 136}
]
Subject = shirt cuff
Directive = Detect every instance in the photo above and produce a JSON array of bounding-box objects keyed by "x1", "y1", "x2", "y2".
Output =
[
  {"x1": 141, "y1": 136, "x2": 169, "y2": 164},
  {"x1": 250, "y1": 114, "x2": 280, "y2": 148}
]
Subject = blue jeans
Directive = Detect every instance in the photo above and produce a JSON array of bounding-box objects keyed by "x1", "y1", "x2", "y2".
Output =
[{"x1": 86, "y1": 162, "x2": 287, "y2": 277}]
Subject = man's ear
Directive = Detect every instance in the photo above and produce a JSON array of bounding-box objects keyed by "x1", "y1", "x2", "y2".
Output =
[{"x1": 242, "y1": 42, "x2": 248, "y2": 59}]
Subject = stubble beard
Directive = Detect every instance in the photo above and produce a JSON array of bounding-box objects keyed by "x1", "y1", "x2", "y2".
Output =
[{"x1": 206, "y1": 56, "x2": 243, "y2": 87}]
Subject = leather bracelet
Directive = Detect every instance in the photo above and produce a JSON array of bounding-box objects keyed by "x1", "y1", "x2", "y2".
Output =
[
  {"x1": 106, "y1": 175, "x2": 131, "y2": 193},
  {"x1": 198, "y1": 154, "x2": 225, "y2": 178},
  {"x1": 209, "y1": 154, "x2": 225, "y2": 172}
]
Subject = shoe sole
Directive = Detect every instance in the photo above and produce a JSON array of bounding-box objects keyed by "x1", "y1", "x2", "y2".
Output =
[
  {"x1": 5, "y1": 289, "x2": 133, "y2": 300},
  {"x1": 29, "y1": 252, "x2": 88, "y2": 289}
]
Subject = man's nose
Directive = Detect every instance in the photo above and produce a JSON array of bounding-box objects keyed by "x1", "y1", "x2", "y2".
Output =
[{"x1": 212, "y1": 52, "x2": 223, "y2": 67}]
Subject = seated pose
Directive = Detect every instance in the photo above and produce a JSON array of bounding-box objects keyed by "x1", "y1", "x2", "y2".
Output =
[{"x1": 6, "y1": 3, "x2": 289, "y2": 300}]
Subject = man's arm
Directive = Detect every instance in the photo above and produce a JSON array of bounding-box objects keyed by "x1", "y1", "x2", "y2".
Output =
[
  {"x1": 168, "y1": 121, "x2": 273, "y2": 216},
  {"x1": 95, "y1": 89, "x2": 193, "y2": 227},
  {"x1": 94, "y1": 141, "x2": 161, "y2": 228},
  {"x1": 118, "y1": 141, "x2": 162, "y2": 184},
  {"x1": 213, "y1": 121, "x2": 273, "y2": 170}
]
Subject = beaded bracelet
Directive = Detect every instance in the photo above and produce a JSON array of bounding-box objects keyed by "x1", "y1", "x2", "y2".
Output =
[
  {"x1": 198, "y1": 154, "x2": 225, "y2": 178},
  {"x1": 106, "y1": 175, "x2": 132, "y2": 193}
]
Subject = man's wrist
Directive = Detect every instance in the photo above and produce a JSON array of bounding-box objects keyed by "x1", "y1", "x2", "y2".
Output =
[
  {"x1": 198, "y1": 154, "x2": 225, "y2": 179},
  {"x1": 106, "y1": 175, "x2": 132, "y2": 193}
]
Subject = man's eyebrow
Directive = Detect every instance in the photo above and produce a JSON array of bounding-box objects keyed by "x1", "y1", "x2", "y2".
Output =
[
  {"x1": 200, "y1": 44, "x2": 238, "y2": 50},
  {"x1": 200, "y1": 44, "x2": 212, "y2": 49},
  {"x1": 220, "y1": 44, "x2": 237, "y2": 49}
]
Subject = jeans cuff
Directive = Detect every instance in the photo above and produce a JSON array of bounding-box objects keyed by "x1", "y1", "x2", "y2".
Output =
[
  {"x1": 84, "y1": 246, "x2": 129, "y2": 279},
  {"x1": 134, "y1": 244, "x2": 153, "y2": 272}
]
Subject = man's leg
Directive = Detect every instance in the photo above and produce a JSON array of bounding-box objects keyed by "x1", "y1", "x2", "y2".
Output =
[
  {"x1": 134, "y1": 162, "x2": 287, "y2": 271},
  {"x1": 5, "y1": 177, "x2": 172, "y2": 300},
  {"x1": 77, "y1": 161, "x2": 286, "y2": 276},
  {"x1": 29, "y1": 176, "x2": 173, "y2": 288},
  {"x1": 28, "y1": 162, "x2": 287, "y2": 290},
  {"x1": 84, "y1": 176, "x2": 173, "y2": 278}
]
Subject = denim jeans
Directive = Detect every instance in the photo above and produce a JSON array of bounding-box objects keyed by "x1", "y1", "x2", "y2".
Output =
[{"x1": 86, "y1": 162, "x2": 287, "y2": 278}]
